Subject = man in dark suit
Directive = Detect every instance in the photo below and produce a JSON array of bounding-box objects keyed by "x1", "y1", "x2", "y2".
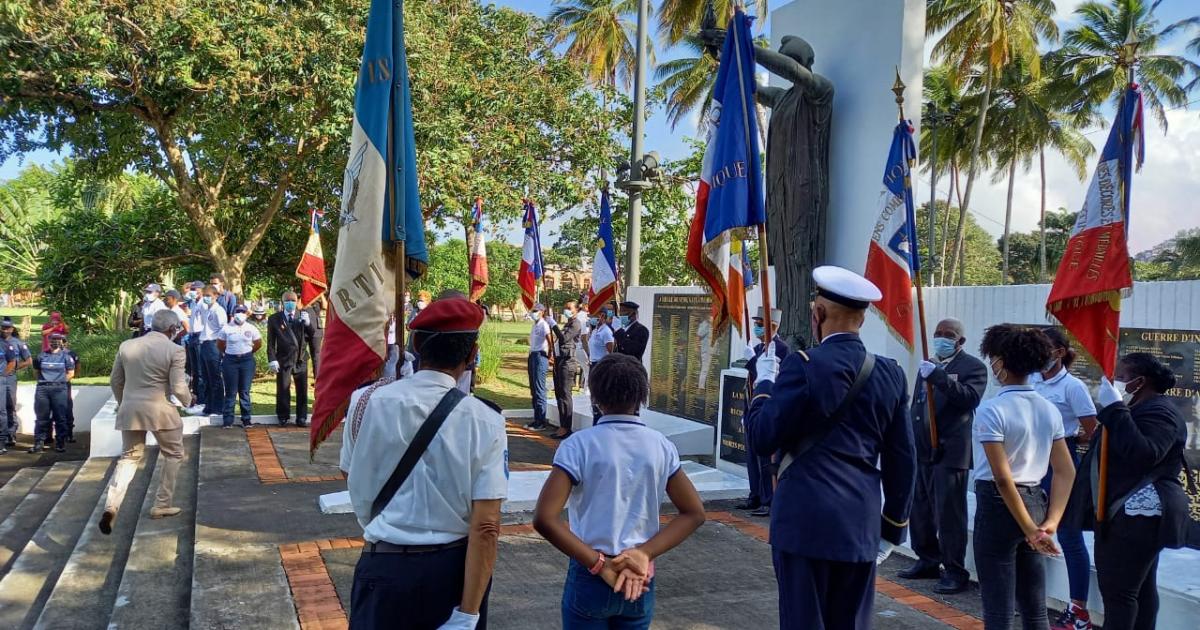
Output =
[
  {"x1": 267, "y1": 291, "x2": 316, "y2": 427},
  {"x1": 899, "y1": 317, "x2": 987, "y2": 594},
  {"x1": 747, "y1": 266, "x2": 916, "y2": 630},
  {"x1": 548, "y1": 301, "x2": 583, "y2": 439},
  {"x1": 737, "y1": 308, "x2": 790, "y2": 518},
  {"x1": 613, "y1": 301, "x2": 649, "y2": 361}
]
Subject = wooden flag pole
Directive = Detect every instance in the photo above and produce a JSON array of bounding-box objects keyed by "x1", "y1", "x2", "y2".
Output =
[
  {"x1": 893, "y1": 70, "x2": 939, "y2": 457},
  {"x1": 394, "y1": 241, "x2": 406, "y2": 361}
]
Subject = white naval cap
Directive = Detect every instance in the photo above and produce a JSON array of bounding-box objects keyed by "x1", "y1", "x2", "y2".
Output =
[
  {"x1": 754, "y1": 307, "x2": 783, "y2": 321},
  {"x1": 812, "y1": 265, "x2": 882, "y2": 310}
]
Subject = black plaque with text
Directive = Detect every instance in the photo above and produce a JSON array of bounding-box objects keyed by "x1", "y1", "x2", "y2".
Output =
[
  {"x1": 719, "y1": 372, "x2": 749, "y2": 466},
  {"x1": 648, "y1": 294, "x2": 731, "y2": 426}
]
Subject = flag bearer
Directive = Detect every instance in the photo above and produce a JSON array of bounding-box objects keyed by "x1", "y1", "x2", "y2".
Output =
[{"x1": 746, "y1": 266, "x2": 916, "y2": 629}]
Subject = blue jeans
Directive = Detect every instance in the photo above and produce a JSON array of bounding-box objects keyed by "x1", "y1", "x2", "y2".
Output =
[
  {"x1": 974, "y1": 481, "x2": 1049, "y2": 630},
  {"x1": 222, "y1": 353, "x2": 255, "y2": 426},
  {"x1": 1042, "y1": 437, "x2": 1090, "y2": 603},
  {"x1": 201, "y1": 341, "x2": 224, "y2": 413},
  {"x1": 527, "y1": 352, "x2": 548, "y2": 424},
  {"x1": 562, "y1": 559, "x2": 655, "y2": 629}
]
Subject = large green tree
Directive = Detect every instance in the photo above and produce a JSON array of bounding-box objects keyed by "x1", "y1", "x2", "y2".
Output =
[
  {"x1": 0, "y1": 0, "x2": 620, "y2": 292},
  {"x1": 916, "y1": 200, "x2": 1003, "y2": 286},
  {"x1": 998, "y1": 208, "x2": 1077, "y2": 284}
]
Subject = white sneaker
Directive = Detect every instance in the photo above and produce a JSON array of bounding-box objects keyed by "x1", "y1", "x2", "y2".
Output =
[{"x1": 185, "y1": 405, "x2": 207, "y2": 416}]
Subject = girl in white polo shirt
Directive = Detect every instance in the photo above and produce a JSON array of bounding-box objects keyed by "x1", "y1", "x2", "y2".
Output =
[
  {"x1": 973, "y1": 325, "x2": 1077, "y2": 630},
  {"x1": 534, "y1": 354, "x2": 705, "y2": 629}
]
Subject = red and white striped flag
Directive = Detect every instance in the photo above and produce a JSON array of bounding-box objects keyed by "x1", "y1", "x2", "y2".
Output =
[
  {"x1": 295, "y1": 209, "x2": 328, "y2": 309},
  {"x1": 468, "y1": 197, "x2": 489, "y2": 303}
]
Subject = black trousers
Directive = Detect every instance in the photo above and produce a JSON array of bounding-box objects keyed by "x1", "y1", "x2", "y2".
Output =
[
  {"x1": 909, "y1": 464, "x2": 969, "y2": 581},
  {"x1": 34, "y1": 384, "x2": 71, "y2": 447},
  {"x1": 310, "y1": 331, "x2": 323, "y2": 379},
  {"x1": 275, "y1": 363, "x2": 308, "y2": 422},
  {"x1": 773, "y1": 549, "x2": 874, "y2": 630},
  {"x1": 552, "y1": 357, "x2": 577, "y2": 430},
  {"x1": 973, "y1": 481, "x2": 1049, "y2": 630},
  {"x1": 1094, "y1": 513, "x2": 1163, "y2": 630},
  {"x1": 350, "y1": 543, "x2": 489, "y2": 630}
]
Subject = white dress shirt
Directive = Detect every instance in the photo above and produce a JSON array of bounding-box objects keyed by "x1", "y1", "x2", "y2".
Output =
[
  {"x1": 141, "y1": 298, "x2": 167, "y2": 331},
  {"x1": 193, "y1": 303, "x2": 228, "y2": 342},
  {"x1": 341, "y1": 370, "x2": 509, "y2": 544},
  {"x1": 588, "y1": 325, "x2": 614, "y2": 362},
  {"x1": 1030, "y1": 367, "x2": 1097, "y2": 438},
  {"x1": 217, "y1": 321, "x2": 261, "y2": 355},
  {"x1": 972, "y1": 385, "x2": 1066, "y2": 484}
]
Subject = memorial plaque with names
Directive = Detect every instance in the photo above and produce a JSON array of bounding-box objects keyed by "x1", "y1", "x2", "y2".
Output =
[
  {"x1": 719, "y1": 372, "x2": 749, "y2": 466},
  {"x1": 648, "y1": 294, "x2": 730, "y2": 426},
  {"x1": 1037, "y1": 325, "x2": 1200, "y2": 549}
]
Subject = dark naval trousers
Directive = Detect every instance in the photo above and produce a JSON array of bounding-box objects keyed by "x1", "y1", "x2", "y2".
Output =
[
  {"x1": 909, "y1": 463, "x2": 969, "y2": 582},
  {"x1": 350, "y1": 542, "x2": 490, "y2": 630},
  {"x1": 773, "y1": 549, "x2": 875, "y2": 630}
]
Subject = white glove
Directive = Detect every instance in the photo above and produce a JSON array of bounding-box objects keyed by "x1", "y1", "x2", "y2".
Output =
[
  {"x1": 755, "y1": 342, "x2": 779, "y2": 386},
  {"x1": 383, "y1": 344, "x2": 400, "y2": 378},
  {"x1": 876, "y1": 541, "x2": 896, "y2": 566},
  {"x1": 400, "y1": 351, "x2": 415, "y2": 378},
  {"x1": 268, "y1": 360, "x2": 280, "y2": 373},
  {"x1": 918, "y1": 360, "x2": 936, "y2": 379},
  {"x1": 438, "y1": 607, "x2": 480, "y2": 630},
  {"x1": 742, "y1": 344, "x2": 756, "y2": 361},
  {"x1": 1097, "y1": 377, "x2": 1122, "y2": 408},
  {"x1": 300, "y1": 311, "x2": 311, "y2": 325}
]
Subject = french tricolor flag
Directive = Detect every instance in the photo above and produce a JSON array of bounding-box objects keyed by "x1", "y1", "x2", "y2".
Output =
[
  {"x1": 295, "y1": 208, "x2": 328, "y2": 309},
  {"x1": 518, "y1": 200, "x2": 544, "y2": 310},
  {"x1": 864, "y1": 121, "x2": 919, "y2": 349},
  {"x1": 588, "y1": 188, "x2": 619, "y2": 314},
  {"x1": 468, "y1": 197, "x2": 488, "y2": 303},
  {"x1": 685, "y1": 8, "x2": 764, "y2": 335}
]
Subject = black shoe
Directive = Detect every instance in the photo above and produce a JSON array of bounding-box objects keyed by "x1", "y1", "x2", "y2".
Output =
[
  {"x1": 5, "y1": 439, "x2": 14, "y2": 447},
  {"x1": 897, "y1": 562, "x2": 942, "y2": 580},
  {"x1": 67, "y1": 435, "x2": 77, "y2": 443},
  {"x1": 932, "y1": 576, "x2": 969, "y2": 594},
  {"x1": 55, "y1": 442, "x2": 66, "y2": 453},
  {"x1": 526, "y1": 420, "x2": 548, "y2": 430},
  {"x1": 242, "y1": 421, "x2": 252, "y2": 429},
  {"x1": 99, "y1": 510, "x2": 115, "y2": 535},
  {"x1": 27, "y1": 441, "x2": 43, "y2": 454},
  {"x1": 551, "y1": 430, "x2": 572, "y2": 440},
  {"x1": 734, "y1": 498, "x2": 762, "y2": 511},
  {"x1": 295, "y1": 419, "x2": 308, "y2": 428},
  {"x1": 749, "y1": 505, "x2": 771, "y2": 517},
  {"x1": 278, "y1": 419, "x2": 290, "y2": 427}
]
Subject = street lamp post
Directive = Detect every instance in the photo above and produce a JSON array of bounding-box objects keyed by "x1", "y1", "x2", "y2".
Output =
[{"x1": 623, "y1": 0, "x2": 652, "y2": 289}]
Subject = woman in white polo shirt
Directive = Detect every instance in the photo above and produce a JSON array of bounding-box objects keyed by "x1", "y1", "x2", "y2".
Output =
[
  {"x1": 1032, "y1": 327, "x2": 1098, "y2": 630},
  {"x1": 972, "y1": 325, "x2": 1077, "y2": 630},
  {"x1": 533, "y1": 354, "x2": 705, "y2": 629}
]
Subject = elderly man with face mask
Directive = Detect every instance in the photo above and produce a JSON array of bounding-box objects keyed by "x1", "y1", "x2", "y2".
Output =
[
  {"x1": 267, "y1": 291, "x2": 316, "y2": 427},
  {"x1": 898, "y1": 318, "x2": 988, "y2": 594}
]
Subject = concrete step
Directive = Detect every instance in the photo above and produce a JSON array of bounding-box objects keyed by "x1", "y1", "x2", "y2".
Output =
[
  {"x1": 505, "y1": 395, "x2": 717, "y2": 457},
  {"x1": 0, "y1": 468, "x2": 49, "y2": 525},
  {"x1": 31, "y1": 453, "x2": 151, "y2": 630},
  {"x1": 0, "y1": 458, "x2": 113, "y2": 629},
  {"x1": 107, "y1": 436, "x2": 200, "y2": 629},
  {"x1": 0, "y1": 462, "x2": 80, "y2": 578},
  {"x1": 190, "y1": 427, "x2": 300, "y2": 630}
]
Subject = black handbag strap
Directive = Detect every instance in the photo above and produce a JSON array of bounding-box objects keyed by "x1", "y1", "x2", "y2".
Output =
[
  {"x1": 370, "y1": 387, "x2": 467, "y2": 521},
  {"x1": 778, "y1": 353, "x2": 876, "y2": 478}
]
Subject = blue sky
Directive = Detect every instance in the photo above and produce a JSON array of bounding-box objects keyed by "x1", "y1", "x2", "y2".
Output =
[{"x1": 3, "y1": 0, "x2": 1199, "y2": 254}]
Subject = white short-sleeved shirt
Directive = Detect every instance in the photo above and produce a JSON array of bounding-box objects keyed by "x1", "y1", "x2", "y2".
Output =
[
  {"x1": 972, "y1": 385, "x2": 1066, "y2": 484},
  {"x1": 529, "y1": 318, "x2": 551, "y2": 354},
  {"x1": 552, "y1": 414, "x2": 681, "y2": 555},
  {"x1": 193, "y1": 303, "x2": 228, "y2": 342},
  {"x1": 142, "y1": 299, "x2": 167, "y2": 331},
  {"x1": 341, "y1": 370, "x2": 509, "y2": 544},
  {"x1": 170, "y1": 305, "x2": 189, "y2": 331},
  {"x1": 588, "y1": 325, "x2": 614, "y2": 362},
  {"x1": 217, "y1": 321, "x2": 261, "y2": 355},
  {"x1": 1030, "y1": 368, "x2": 1096, "y2": 438}
]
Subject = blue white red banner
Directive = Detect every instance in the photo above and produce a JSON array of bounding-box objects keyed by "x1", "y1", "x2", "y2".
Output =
[
  {"x1": 864, "y1": 121, "x2": 919, "y2": 349},
  {"x1": 468, "y1": 197, "x2": 489, "y2": 303},
  {"x1": 588, "y1": 188, "x2": 619, "y2": 314},
  {"x1": 518, "y1": 200, "x2": 544, "y2": 310}
]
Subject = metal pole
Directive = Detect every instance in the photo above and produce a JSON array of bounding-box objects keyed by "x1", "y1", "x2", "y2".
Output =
[
  {"x1": 927, "y1": 108, "x2": 939, "y2": 287},
  {"x1": 624, "y1": 0, "x2": 650, "y2": 289}
]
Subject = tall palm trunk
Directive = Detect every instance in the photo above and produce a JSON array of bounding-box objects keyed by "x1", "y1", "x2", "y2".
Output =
[
  {"x1": 938, "y1": 159, "x2": 958, "y2": 284},
  {"x1": 1038, "y1": 145, "x2": 1048, "y2": 283},
  {"x1": 1002, "y1": 155, "x2": 1016, "y2": 285},
  {"x1": 947, "y1": 72, "x2": 993, "y2": 284}
]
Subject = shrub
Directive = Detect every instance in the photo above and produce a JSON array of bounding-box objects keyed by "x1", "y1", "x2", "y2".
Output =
[
  {"x1": 476, "y1": 324, "x2": 501, "y2": 385},
  {"x1": 63, "y1": 331, "x2": 128, "y2": 378}
]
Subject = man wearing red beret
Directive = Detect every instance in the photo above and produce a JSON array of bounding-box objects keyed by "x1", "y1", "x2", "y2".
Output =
[{"x1": 340, "y1": 297, "x2": 507, "y2": 630}]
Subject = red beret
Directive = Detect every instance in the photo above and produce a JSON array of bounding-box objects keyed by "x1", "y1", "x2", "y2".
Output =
[{"x1": 408, "y1": 297, "x2": 484, "y2": 333}]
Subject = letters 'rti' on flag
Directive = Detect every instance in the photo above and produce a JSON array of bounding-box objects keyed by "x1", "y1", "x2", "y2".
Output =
[
  {"x1": 296, "y1": 208, "x2": 329, "y2": 309},
  {"x1": 1048, "y1": 85, "x2": 1143, "y2": 378},
  {"x1": 518, "y1": 200, "x2": 544, "y2": 310},
  {"x1": 468, "y1": 197, "x2": 489, "y2": 303},
  {"x1": 864, "y1": 122, "x2": 919, "y2": 349},
  {"x1": 588, "y1": 189, "x2": 619, "y2": 315},
  {"x1": 312, "y1": 0, "x2": 429, "y2": 452},
  {"x1": 686, "y1": 8, "x2": 765, "y2": 335}
]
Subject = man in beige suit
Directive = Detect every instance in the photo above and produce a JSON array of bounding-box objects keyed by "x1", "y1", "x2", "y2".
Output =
[{"x1": 99, "y1": 309, "x2": 192, "y2": 534}]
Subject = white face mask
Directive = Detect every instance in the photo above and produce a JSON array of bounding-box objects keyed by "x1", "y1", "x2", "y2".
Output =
[
  {"x1": 416, "y1": 301, "x2": 427, "y2": 310},
  {"x1": 1113, "y1": 378, "x2": 1143, "y2": 403},
  {"x1": 234, "y1": 313, "x2": 247, "y2": 324},
  {"x1": 144, "y1": 293, "x2": 156, "y2": 302}
]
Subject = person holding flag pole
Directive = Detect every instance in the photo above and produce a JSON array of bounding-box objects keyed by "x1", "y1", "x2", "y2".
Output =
[
  {"x1": 318, "y1": 2, "x2": 507, "y2": 629},
  {"x1": 467, "y1": 197, "x2": 489, "y2": 304}
]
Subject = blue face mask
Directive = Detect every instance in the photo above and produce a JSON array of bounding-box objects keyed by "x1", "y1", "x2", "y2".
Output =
[
  {"x1": 752, "y1": 325, "x2": 765, "y2": 339},
  {"x1": 202, "y1": 296, "x2": 214, "y2": 306},
  {"x1": 588, "y1": 318, "x2": 598, "y2": 327},
  {"x1": 284, "y1": 301, "x2": 297, "y2": 313},
  {"x1": 933, "y1": 337, "x2": 958, "y2": 360},
  {"x1": 618, "y1": 315, "x2": 630, "y2": 327}
]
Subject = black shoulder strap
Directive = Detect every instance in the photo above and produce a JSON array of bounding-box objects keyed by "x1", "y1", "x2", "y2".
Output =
[
  {"x1": 370, "y1": 387, "x2": 467, "y2": 521},
  {"x1": 778, "y1": 353, "x2": 876, "y2": 478}
]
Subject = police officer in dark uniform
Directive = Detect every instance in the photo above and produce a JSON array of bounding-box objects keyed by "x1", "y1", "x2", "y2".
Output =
[
  {"x1": 737, "y1": 308, "x2": 789, "y2": 518},
  {"x1": 30, "y1": 332, "x2": 75, "y2": 453},
  {"x1": 746, "y1": 266, "x2": 916, "y2": 629},
  {"x1": 613, "y1": 301, "x2": 649, "y2": 361},
  {"x1": 548, "y1": 301, "x2": 583, "y2": 440},
  {"x1": 2, "y1": 318, "x2": 32, "y2": 447},
  {"x1": 899, "y1": 317, "x2": 987, "y2": 594}
]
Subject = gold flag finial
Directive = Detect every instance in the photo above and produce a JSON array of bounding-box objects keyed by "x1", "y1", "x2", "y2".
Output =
[{"x1": 892, "y1": 67, "x2": 906, "y2": 120}]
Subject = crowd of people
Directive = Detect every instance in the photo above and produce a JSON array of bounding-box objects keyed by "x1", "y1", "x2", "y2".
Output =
[
  {"x1": 125, "y1": 275, "x2": 325, "y2": 429},
  {"x1": 0, "y1": 312, "x2": 79, "y2": 455}
]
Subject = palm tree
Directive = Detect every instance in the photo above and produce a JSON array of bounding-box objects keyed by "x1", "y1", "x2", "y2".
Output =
[
  {"x1": 550, "y1": 0, "x2": 642, "y2": 90},
  {"x1": 922, "y1": 65, "x2": 975, "y2": 284},
  {"x1": 657, "y1": 0, "x2": 768, "y2": 46},
  {"x1": 927, "y1": 0, "x2": 1059, "y2": 285},
  {"x1": 1060, "y1": 0, "x2": 1200, "y2": 132},
  {"x1": 655, "y1": 34, "x2": 718, "y2": 128}
]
